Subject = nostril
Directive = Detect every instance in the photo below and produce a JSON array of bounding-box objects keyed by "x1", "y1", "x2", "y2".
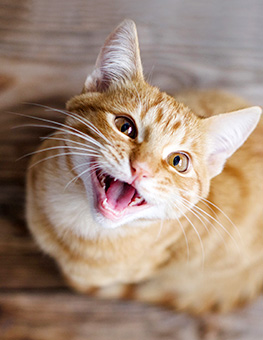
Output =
[{"x1": 131, "y1": 161, "x2": 151, "y2": 179}]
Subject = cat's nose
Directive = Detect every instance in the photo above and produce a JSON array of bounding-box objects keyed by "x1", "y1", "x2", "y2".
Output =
[{"x1": 131, "y1": 161, "x2": 152, "y2": 180}]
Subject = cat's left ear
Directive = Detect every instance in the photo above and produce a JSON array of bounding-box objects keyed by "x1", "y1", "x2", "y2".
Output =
[
  {"x1": 204, "y1": 106, "x2": 262, "y2": 178},
  {"x1": 83, "y1": 20, "x2": 144, "y2": 93}
]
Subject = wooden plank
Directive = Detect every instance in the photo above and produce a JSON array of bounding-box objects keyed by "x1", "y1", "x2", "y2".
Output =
[
  {"x1": 0, "y1": 100, "x2": 66, "y2": 288},
  {"x1": 0, "y1": 0, "x2": 262, "y2": 339},
  {"x1": 1, "y1": 98, "x2": 263, "y2": 334},
  {"x1": 0, "y1": 99, "x2": 66, "y2": 180},
  {"x1": 0, "y1": 102, "x2": 67, "y2": 288},
  {"x1": 0, "y1": 217, "x2": 64, "y2": 289},
  {"x1": 0, "y1": 292, "x2": 263, "y2": 340},
  {"x1": 0, "y1": 0, "x2": 263, "y2": 109}
]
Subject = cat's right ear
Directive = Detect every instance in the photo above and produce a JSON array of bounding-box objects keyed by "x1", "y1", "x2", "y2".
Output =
[{"x1": 83, "y1": 20, "x2": 144, "y2": 93}]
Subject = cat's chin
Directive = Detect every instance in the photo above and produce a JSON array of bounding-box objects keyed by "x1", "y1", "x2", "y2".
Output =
[{"x1": 90, "y1": 167, "x2": 151, "y2": 226}]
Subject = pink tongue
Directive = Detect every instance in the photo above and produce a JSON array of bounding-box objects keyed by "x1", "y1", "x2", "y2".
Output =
[{"x1": 106, "y1": 179, "x2": 136, "y2": 211}]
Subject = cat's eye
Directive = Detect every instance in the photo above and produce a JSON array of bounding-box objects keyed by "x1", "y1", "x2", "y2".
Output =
[
  {"x1": 115, "y1": 116, "x2": 137, "y2": 139},
  {"x1": 167, "y1": 152, "x2": 190, "y2": 173}
]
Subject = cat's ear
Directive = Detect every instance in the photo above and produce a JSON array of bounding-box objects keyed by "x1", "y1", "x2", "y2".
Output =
[
  {"x1": 83, "y1": 20, "x2": 143, "y2": 93},
  {"x1": 204, "y1": 106, "x2": 262, "y2": 178}
]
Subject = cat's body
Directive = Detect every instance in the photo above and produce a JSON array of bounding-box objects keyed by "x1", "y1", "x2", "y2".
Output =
[{"x1": 26, "y1": 21, "x2": 263, "y2": 313}]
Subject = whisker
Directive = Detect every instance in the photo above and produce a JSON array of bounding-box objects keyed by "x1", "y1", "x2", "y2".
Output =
[
  {"x1": 91, "y1": 167, "x2": 108, "y2": 182},
  {"x1": 176, "y1": 189, "x2": 240, "y2": 254},
  {"x1": 14, "y1": 122, "x2": 106, "y2": 151},
  {"x1": 55, "y1": 128, "x2": 106, "y2": 150},
  {"x1": 23, "y1": 103, "x2": 112, "y2": 145},
  {"x1": 28, "y1": 151, "x2": 101, "y2": 169},
  {"x1": 178, "y1": 188, "x2": 241, "y2": 241},
  {"x1": 173, "y1": 205, "x2": 190, "y2": 262},
  {"x1": 155, "y1": 219, "x2": 164, "y2": 241},
  {"x1": 11, "y1": 111, "x2": 107, "y2": 151},
  {"x1": 64, "y1": 165, "x2": 99, "y2": 191},
  {"x1": 41, "y1": 136, "x2": 100, "y2": 152},
  {"x1": 192, "y1": 202, "x2": 240, "y2": 254},
  {"x1": 179, "y1": 197, "x2": 210, "y2": 234},
  {"x1": 179, "y1": 189, "x2": 239, "y2": 242},
  {"x1": 145, "y1": 64, "x2": 155, "y2": 85},
  {"x1": 174, "y1": 202, "x2": 205, "y2": 268},
  {"x1": 72, "y1": 160, "x2": 108, "y2": 171},
  {"x1": 179, "y1": 197, "x2": 229, "y2": 252},
  {"x1": 17, "y1": 145, "x2": 101, "y2": 162}
]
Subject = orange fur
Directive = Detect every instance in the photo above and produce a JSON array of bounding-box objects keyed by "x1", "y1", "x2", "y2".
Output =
[{"x1": 26, "y1": 20, "x2": 263, "y2": 314}]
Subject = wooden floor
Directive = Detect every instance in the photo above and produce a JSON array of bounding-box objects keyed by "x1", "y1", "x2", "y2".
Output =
[{"x1": 0, "y1": 0, "x2": 263, "y2": 339}]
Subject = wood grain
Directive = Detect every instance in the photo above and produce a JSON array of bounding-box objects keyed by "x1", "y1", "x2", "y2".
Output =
[
  {"x1": 0, "y1": 0, "x2": 263, "y2": 338},
  {"x1": 1, "y1": 292, "x2": 263, "y2": 340}
]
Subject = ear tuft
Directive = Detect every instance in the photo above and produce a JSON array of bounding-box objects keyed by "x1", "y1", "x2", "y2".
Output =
[
  {"x1": 204, "y1": 106, "x2": 262, "y2": 178},
  {"x1": 84, "y1": 20, "x2": 143, "y2": 93}
]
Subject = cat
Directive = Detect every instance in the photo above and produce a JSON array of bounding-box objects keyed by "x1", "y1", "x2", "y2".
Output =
[{"x1": 26, "y1": 19, "x2": 263, "y2": 314}]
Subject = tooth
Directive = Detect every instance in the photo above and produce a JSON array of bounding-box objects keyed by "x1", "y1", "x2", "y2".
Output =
[
  {"x1": 129, "y1": 196, "x2": 144, "y2": 206},
  {"x1": 98, "y1": 173, "x2": 106, "y2": 188}
]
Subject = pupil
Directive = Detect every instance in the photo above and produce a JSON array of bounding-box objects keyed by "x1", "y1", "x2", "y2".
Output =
[
  {"x1": 121, "y1": 123, "x2": 131, "y2": 133},
  {"x1": 173, "y1": 155, "x2": 181, "y2": 166}
]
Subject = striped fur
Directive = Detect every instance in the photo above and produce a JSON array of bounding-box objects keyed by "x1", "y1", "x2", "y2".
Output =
[{"x1": 26, "y1": 21, "x2": 263, "y2": 313}]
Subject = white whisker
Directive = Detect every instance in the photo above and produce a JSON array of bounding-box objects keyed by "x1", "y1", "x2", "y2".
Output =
[
  {"x1": 17, "y1": 145, "x2": 101, "y2": 162},
  {"x1": 179, "y1": 196, "x2": 229, "y2": 252},
  {"x1": 193, "y1": 202, "x2": 240, "y2": 254},
  {"x1": 177, "y1": 188, "x2": 241, "y2": 252},
  {"x1": 174, "y1": 202, "x2": 205, "y2": 269},
  {"x1": 178, "y1": 188, "x2": 241, "y2": 241},
  {"x1": 173, "y1": 205, "x2": 190, "y2": 262},
  {"x1": 25, "y1": 103, "x2": 112, "y2": 145},
  {"x1": 15, "y1": 122, "x2": 106, "y2": 151},
  {"x1": 179, "y1": 198, "x2": 210, "y2": 234},
  {"x1": 64, "y1": 166, "x2": 93, "y2": 191},
  {"x1": 29, "y1": 151, "x2": 101, "y2": 169},
  {"x1": 64, "y1": 159, "x2": 109, "y2": 190},
  {"x1": 41, "y1": 136, "x2": 100, "y2": 152},
  {"x1": 155, "y1": 219, "x2": 164, "y2": 241},
  {"x1": 72, "y1": 160, "x2": 108, "y2": 171},
  {"x1": 12, "y1": 111, "x2": 107, "y2": 151}
]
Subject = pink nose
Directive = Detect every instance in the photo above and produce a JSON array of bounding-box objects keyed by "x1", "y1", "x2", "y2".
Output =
[{"x1": 131, "y1": 161, "x2": 152, "y2": 179}]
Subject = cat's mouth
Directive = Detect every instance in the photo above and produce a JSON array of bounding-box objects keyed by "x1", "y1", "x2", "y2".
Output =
[{"x1": 91, "y1": 169, "x2": 148, "y2": 221}]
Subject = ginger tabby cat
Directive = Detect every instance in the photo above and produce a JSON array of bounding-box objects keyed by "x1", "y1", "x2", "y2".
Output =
[{"x1": 26, "y1": 20, "x2": 263, "y2": 313}]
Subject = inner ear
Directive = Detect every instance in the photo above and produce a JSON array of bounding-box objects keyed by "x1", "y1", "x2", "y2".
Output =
[
  {"x1": 203, "y1": 106, "x2": 262, "y2": 178},
  {"x1": 84, "y1": 20, "x2": 144, "y2": 93}
]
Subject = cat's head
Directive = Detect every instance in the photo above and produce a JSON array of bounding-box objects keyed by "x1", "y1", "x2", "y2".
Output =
[{"x1": 66, "y1": 20, "x2": 261, "y2": 229}]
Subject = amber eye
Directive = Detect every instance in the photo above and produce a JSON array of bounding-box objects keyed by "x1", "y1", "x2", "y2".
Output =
[
  {"x1": 115, "y1": 116, "x2": 137, "y2": 139},
  {"x1": 167, "y1": 152, "x2": 190, "y2": 173}
]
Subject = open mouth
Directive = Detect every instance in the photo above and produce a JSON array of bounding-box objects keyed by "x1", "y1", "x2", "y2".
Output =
[{"x1": 91, "y1": 168, "x2": 148, "y2": 221}]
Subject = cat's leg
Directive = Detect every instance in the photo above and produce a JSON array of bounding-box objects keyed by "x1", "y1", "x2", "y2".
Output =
[
  {"x1": 132, "y1": 261, "x2": 263, "y2": 314},
  {"x1": 63, "y1": 270, "x2": 137, "y2": 299},
  {"x1": 61, "y1": 256, "x2": 263, "y2": 314}
]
